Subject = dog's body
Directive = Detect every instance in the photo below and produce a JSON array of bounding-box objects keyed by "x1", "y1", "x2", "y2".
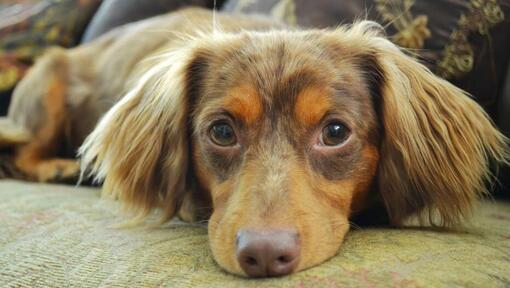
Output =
[
  {"x1": 1, "y1": 9, "x2": 280, "y2": 181},
  {"x1": 1, "y1": 8, "x2": 509, "y2": 277}
]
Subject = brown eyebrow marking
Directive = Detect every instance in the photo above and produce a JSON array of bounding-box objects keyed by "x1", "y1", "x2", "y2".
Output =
[
  {"x1": 223, "y1": 85, "x2": 263, "y2": 125},
  {"x1": 294, "y1": 86, "x2": 331, "y2": 126}
]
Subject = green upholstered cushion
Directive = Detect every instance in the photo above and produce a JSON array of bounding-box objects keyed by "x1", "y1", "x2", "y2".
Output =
[{"x1": 1, "y1": 180, "x2": 509, "y2": 287}]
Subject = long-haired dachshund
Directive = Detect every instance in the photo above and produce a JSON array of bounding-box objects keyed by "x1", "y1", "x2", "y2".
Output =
[{"x1": 0, "y1": 8, "x2": 508, "y2": 277}]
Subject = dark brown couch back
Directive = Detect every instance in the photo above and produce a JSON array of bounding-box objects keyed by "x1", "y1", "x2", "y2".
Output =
[{"x1": 223, "y1": 0, "x2": 510, "y2": 117}]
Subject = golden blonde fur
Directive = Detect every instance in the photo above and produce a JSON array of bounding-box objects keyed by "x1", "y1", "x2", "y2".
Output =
[
  {"x1": 79, "y1": 48, "x2": 192, "y2": 220},
  {"x1": 1, "y1": 8, "x2": 508, "y2": 276}
]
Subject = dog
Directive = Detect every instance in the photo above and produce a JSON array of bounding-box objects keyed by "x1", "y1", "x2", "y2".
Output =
[{"x1": 0, "y1": 8, "x2": 508, "y2": 277}]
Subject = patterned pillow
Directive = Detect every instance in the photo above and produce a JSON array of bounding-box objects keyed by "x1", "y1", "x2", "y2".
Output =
[
  {"x1": 222, "y1": 0, "x2": 510, "y2": 117},
  {"x1": 0, "y1": 0, "x2": 102, "y2": 115},
  {"x1": 0, "y1": 0, "x2": 225, "y2": 116},
  {"x1": 81, "y1": 0, "x2": 222, "y2": 42}
]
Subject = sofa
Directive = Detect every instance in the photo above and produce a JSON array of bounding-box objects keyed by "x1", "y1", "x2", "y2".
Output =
[
  {"x1": 1, "y1": 0, "x2": 509, "y2": 287},
  {"x1": 1, "y1": 181, "x2": 509, "y2": 287}
]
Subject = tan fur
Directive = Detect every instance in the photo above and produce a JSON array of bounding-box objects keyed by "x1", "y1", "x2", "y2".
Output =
[
  {"x1": 350, "y1": 145, "x2": 380, "y2": 214},
  {"x1": 223, "y1": 85, "x2": 263, "y2": 125},
  {"x1": 204, "y1": 152, "x2": 362, "y2": 273},
  {"x1": 294, "y1": 87, "x2": 331, "y2": 127},
  {"x1": 3, "y1": 8, "x2": 508, "y2": 276}
]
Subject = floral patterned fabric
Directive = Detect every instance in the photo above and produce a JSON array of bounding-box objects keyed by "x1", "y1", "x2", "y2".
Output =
[
  {"x1": 0, "y1": 0, "x2": 225, "y2": 116},
  {"x1": 1, "y1": 180, "x2": 509, "y2": 287},
  {"x1": 223, "y1": 0, "x2": 510, "y2": 114},
  {"x1": 81, "y1": 0, "x2": 221, "y2": 42},
  {"x1": 0, "y1": 0, "x2": 101, "y2": 114}
]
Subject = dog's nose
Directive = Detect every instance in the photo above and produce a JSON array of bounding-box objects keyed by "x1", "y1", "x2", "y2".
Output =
[{"x1": 236, "y1": 229, "x2": 300, "y2": 277}]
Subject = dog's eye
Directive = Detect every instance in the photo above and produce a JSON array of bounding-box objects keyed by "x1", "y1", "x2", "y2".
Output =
[
  {"x1": 210, "y1": 122, "x2": 237, "y2": 146},
  {"x1": 321, "y1": 122, "x2": 350, "y2": 146}
]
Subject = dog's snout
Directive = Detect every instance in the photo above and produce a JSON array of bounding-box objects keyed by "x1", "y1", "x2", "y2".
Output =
[{"x1": 236, "y1": 229, "x2": 300, "y2": 277}]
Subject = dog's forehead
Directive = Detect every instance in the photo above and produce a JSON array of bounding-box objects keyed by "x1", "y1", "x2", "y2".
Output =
[
  {"x1": 221, "y1": 34, "x2": 339, "y2": 90},
  {"x1": 235, "y1": 32, "x2": 334, "y2": 94},
  {"x1": 193, "y1": 31, "x2": 375, "y2": 133}
]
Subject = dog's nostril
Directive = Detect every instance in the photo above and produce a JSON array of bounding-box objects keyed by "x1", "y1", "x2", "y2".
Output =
[
  {"x1": 245, "y1": 256, "x2": 257, "y2": 266},
  {"x1": 277, "y1": 255, "x2": 290, "y2": 263}
]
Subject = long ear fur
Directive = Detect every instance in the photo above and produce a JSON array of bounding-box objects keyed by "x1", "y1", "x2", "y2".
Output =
[
  {"x1": 343, "y1": 21, "x2": 510, "y2": 226},
  {"x1": 79, "y1": 50, "x2": 193, "y2": 221},
  {"x1": 368, "y1": 36, "x2": 510, "y2": 226}
]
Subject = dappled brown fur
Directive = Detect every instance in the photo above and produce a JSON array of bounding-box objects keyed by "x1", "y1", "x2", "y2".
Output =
[{"x1": 1, "y1": 8, "x2": 508, "y2": 277}]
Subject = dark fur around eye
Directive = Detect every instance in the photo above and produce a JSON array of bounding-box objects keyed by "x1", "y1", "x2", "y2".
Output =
[{"x1": 308, "y1": 140, "x2": 364, "y2": 181}]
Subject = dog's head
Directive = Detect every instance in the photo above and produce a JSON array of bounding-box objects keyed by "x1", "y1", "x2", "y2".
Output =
[{"x1": 80, "y1": 22, "x2": 509, "y2": 277}]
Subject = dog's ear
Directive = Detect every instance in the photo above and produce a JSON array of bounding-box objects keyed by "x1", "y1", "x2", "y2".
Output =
[
  {"x1": 362, "y1": 31, "x2": 510, "y2": 226},
  {"x1": 79, "y1": 50, "x2": 200, "y2": 221}
]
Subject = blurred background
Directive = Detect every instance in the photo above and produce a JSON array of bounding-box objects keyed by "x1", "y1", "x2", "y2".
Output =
[{"x1": 0, "y1": 0, "x2": 509, "y2": 195}]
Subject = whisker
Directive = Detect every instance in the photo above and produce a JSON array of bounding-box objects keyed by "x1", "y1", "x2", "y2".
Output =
[
  {"x1": 349, "y1": 221, "x2": 363, "y2": 231},
  {"x1": 212, "y1": 0, "x2": 218, "y2": 33}
]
